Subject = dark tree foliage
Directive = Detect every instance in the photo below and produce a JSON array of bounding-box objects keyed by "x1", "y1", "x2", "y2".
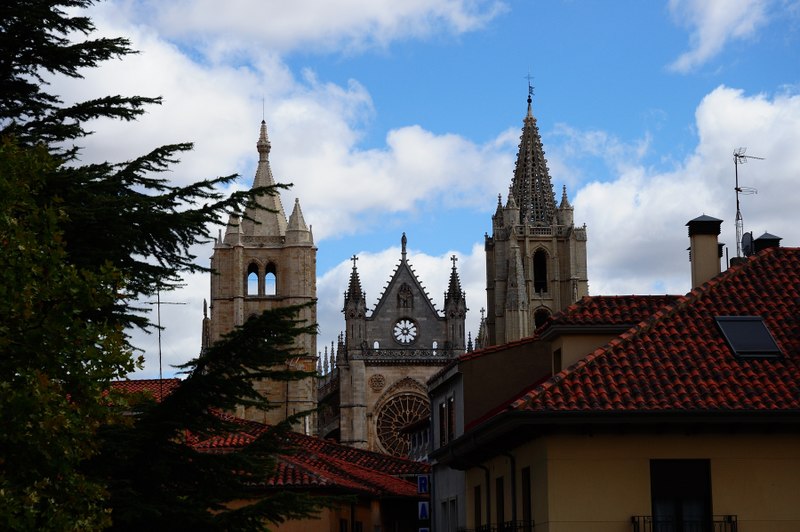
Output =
[
  {"x1": 96, "y1": 305, "x2": 326, "y2": 531},
  {"x1": 0, "y1": 1, "x2": 323, "y2": 529},
  {"x1": 0, "y1": 139, "x2": 132, "y2": 530},
  {"x1": 0, "y1": 0, "x2": 155, "y2": 150},
  {"x1": 0, "y1": 0, "x2": 271, "y2": 331}
]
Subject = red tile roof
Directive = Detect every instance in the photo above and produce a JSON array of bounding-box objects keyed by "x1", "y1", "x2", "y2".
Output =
[
  {"x1": 452, "y1": 297, "x2": 680, "y2": 428},
  {"x1": 110, "y1": 378, "x2": 182, "y2": 403},
  {"x1": 543, "y1": 294, "x2": 681, "y2": 329},
  {"x1": 192, "y1": 414, "x2": 426, "y2": 497},
  {"x1": 113, "y1": 380, "x2": 427, "y2": 498},
  {"x1": 510, "y1": 247, "x2": 800, "y2": 414},
  {"x1": 429, "y1": 295, "x2": 678, "y2": 385}
]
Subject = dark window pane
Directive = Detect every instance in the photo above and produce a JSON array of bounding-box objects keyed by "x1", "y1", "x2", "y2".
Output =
[{"x1": 715, "y1": 316, "x2": 781, "y2": 358}]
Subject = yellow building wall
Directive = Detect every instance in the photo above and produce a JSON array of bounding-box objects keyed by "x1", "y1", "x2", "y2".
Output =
[
  {"x1": 466, "y1": 432, "x2": 800, "y2": 532},
  {"x1": 550, "y1": 333, "x2": 617, "y2": 371},
  {"x1": 227, "y1": 500, "x2": 377, "y2": 532}
]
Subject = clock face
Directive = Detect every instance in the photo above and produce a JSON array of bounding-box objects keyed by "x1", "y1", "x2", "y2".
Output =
[{"x1": 393, "y1": 318, "x2": 417, "y2": 344}]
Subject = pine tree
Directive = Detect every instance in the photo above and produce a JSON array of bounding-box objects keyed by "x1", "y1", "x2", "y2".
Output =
[
  {"x1": 0, "y1": 1, "x2": 323, "y2": 529},
  {"x1": 0, "y1": 139, "x2": 132, "y2": 530},
  {"x1": 96, "y1": 305, "x2": 326, "y2": 531},
  {"x1": 0, "y1": 0, "x2": 265, "y2": 330}
]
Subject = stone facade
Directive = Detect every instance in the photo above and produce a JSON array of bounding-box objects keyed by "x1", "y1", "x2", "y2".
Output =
[
  {"x1": 318, "y1": 234, "x2": 467, "y2": 456},
  {"x1": 484, "y1": 93, "x2": 589, "y2": 346},
  {"x1": 202, "y1": 121, "x2": 317, "y2": 429}
]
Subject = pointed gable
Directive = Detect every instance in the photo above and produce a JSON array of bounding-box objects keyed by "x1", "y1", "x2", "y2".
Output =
[{"x1": 371, "y1": 236, "x2": 440, "y2": 320}]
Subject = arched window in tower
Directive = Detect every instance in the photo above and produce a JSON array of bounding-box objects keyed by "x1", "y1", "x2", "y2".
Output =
[
  {"x1": 533, "y1": 249, "x2": 548, "y2": 294},
  {"x1": 534, "y1": 308, "x2": 551, "y2": 329},
  {"x1": 246, "y1": 263, "x2": 259, "y2": 296},
  {"x1": 265, "y1": 262, "x2": 277, "y2": 296}
]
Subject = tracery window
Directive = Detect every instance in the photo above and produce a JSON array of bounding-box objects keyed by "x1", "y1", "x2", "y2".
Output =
[{"x1": 376, "y1": 393, "x2": 430, "y2": 457}]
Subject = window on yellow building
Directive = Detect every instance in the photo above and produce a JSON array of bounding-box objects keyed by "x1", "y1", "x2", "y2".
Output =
[
  {"x1": 521, "y1": 466, "x2": 532, "y2": 531},
  {"x1": 650, "y1": 459, "x2": 711, "y2": 531},
  {"x1": 495, "y1": 476, "x2": 505, "y2": 528},
  {"x1": 474, "y1": 485, "x2": 482, "y2": 528}
]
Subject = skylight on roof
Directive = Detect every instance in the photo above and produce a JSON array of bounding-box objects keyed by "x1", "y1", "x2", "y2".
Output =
[{"x1": 715, "y1": 316, "x2": 782, "y2": 359}]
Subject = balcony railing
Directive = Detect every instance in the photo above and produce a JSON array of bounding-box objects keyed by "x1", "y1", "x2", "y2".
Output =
[
  {"x1": 458, "y1": 521, "x2": 535, "y2": 532},
  {"x1": 631, "y1": 515, "x2": 738, "y2": 532}
]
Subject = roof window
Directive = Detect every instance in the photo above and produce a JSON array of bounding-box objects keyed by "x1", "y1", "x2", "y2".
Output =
[{"x1": 715, "y1": 316, "x2": 782, "y2": 359}]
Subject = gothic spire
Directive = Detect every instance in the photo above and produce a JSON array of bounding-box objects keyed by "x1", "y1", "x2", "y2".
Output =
[
  {"x1": 286, "y1": 198, "x2": 313, "y2": 244},
  {"x1": 510, "y1": 91, "x2": 556, "y2": 227},
  {"x1": 445, "y1": 255, "x2": 464, "y2": 303},
  {"x1": 240, "y1": 120, "x2": 288, "y2": 237},
  {"x1": 345, "y1": 255, "x2": 364, "y2": 302}
]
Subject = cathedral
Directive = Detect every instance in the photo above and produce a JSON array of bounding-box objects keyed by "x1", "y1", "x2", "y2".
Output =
[{"x1": 202, "y1": 88, "x2": 587, "y2": 453}]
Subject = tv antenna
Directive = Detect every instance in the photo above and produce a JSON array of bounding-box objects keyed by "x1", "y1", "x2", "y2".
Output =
[
  {"x1": 147, "y1": 288, "x2": 186, "y2": 399},
  {"x1": 733, "y1": 147, "x2": 763, "y2": 258}
]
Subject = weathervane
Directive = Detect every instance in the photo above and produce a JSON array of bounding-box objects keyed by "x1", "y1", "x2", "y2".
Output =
[
  {"x1": 733, "y1": 148, "x2": 764, "y2": 258},
  {"x1": 525, "y1": 72, "x2": 535, "y2": 102}
]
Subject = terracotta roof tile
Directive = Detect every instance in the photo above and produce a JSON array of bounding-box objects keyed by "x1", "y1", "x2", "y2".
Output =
[
  {"x1": 110, "y1": 387, "x2": 428, "y2": 498},
  {"x1": 430, "y1": 295, "x2": 678, "y2": 385},
  {"x1": 510, "y1": 248, "x2": 800, "y2": 414},
  {"x1": 544, "y1": 294, "x2": 681, "y2": 328},
  {"x1": 110, "y1": 378, "x2": 181, "y2": 403},
  {"x1": 192, "y1": 415, "x2": 427, "y2": 497}
]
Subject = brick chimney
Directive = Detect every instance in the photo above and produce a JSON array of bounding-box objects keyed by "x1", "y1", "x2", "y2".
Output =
[{"x1": 687, "y1": 215, "x2": 723, "y2": 288}]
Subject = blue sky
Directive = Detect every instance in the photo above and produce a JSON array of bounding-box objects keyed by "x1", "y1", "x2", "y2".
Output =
[{"x1": 60, "y1": 0, "x2": 800, "y2": 377}]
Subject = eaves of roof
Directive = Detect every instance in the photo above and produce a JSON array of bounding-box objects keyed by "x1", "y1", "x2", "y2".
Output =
[{"x1": 434, "y1": 408, "x2": 800, "y2": 468}]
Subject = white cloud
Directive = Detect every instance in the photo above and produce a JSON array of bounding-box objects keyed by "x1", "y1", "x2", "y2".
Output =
[
  {"x1": 576, "y1": 85, "x2": 800, "y2": 295},
  {"x1": 278, "y1": 124, "x2": 513, "y2": 241},
  {"x1": 668, "y1": 0, "x2": 771, "y2": 73},
  {"x1": 105, "y1": 0, "x2": 506, "y2": 56},
  {"x1": 53, "y1": 9, "x2": 513, "y2": 244}
]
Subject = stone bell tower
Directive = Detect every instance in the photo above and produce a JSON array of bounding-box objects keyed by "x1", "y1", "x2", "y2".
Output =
[
  {"x1": 202, "y1": 120, "x2": 317, "y2": 429},
  {"x1": 485, "y1": 89, "x2": 588, "y2": 346}
]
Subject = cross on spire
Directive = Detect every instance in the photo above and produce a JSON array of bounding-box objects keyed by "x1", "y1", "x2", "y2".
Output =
[
  {"x1": 351, "y1": 255, "x2": 358, "y2": 267},
  {"x1": 451, "y1": 255, "x2": 458, "y2": 268}
]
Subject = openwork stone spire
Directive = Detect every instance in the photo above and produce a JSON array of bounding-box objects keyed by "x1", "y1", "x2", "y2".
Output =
[{"x1": 510, "y1": 93, "x2": 556, "y2": 227}]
